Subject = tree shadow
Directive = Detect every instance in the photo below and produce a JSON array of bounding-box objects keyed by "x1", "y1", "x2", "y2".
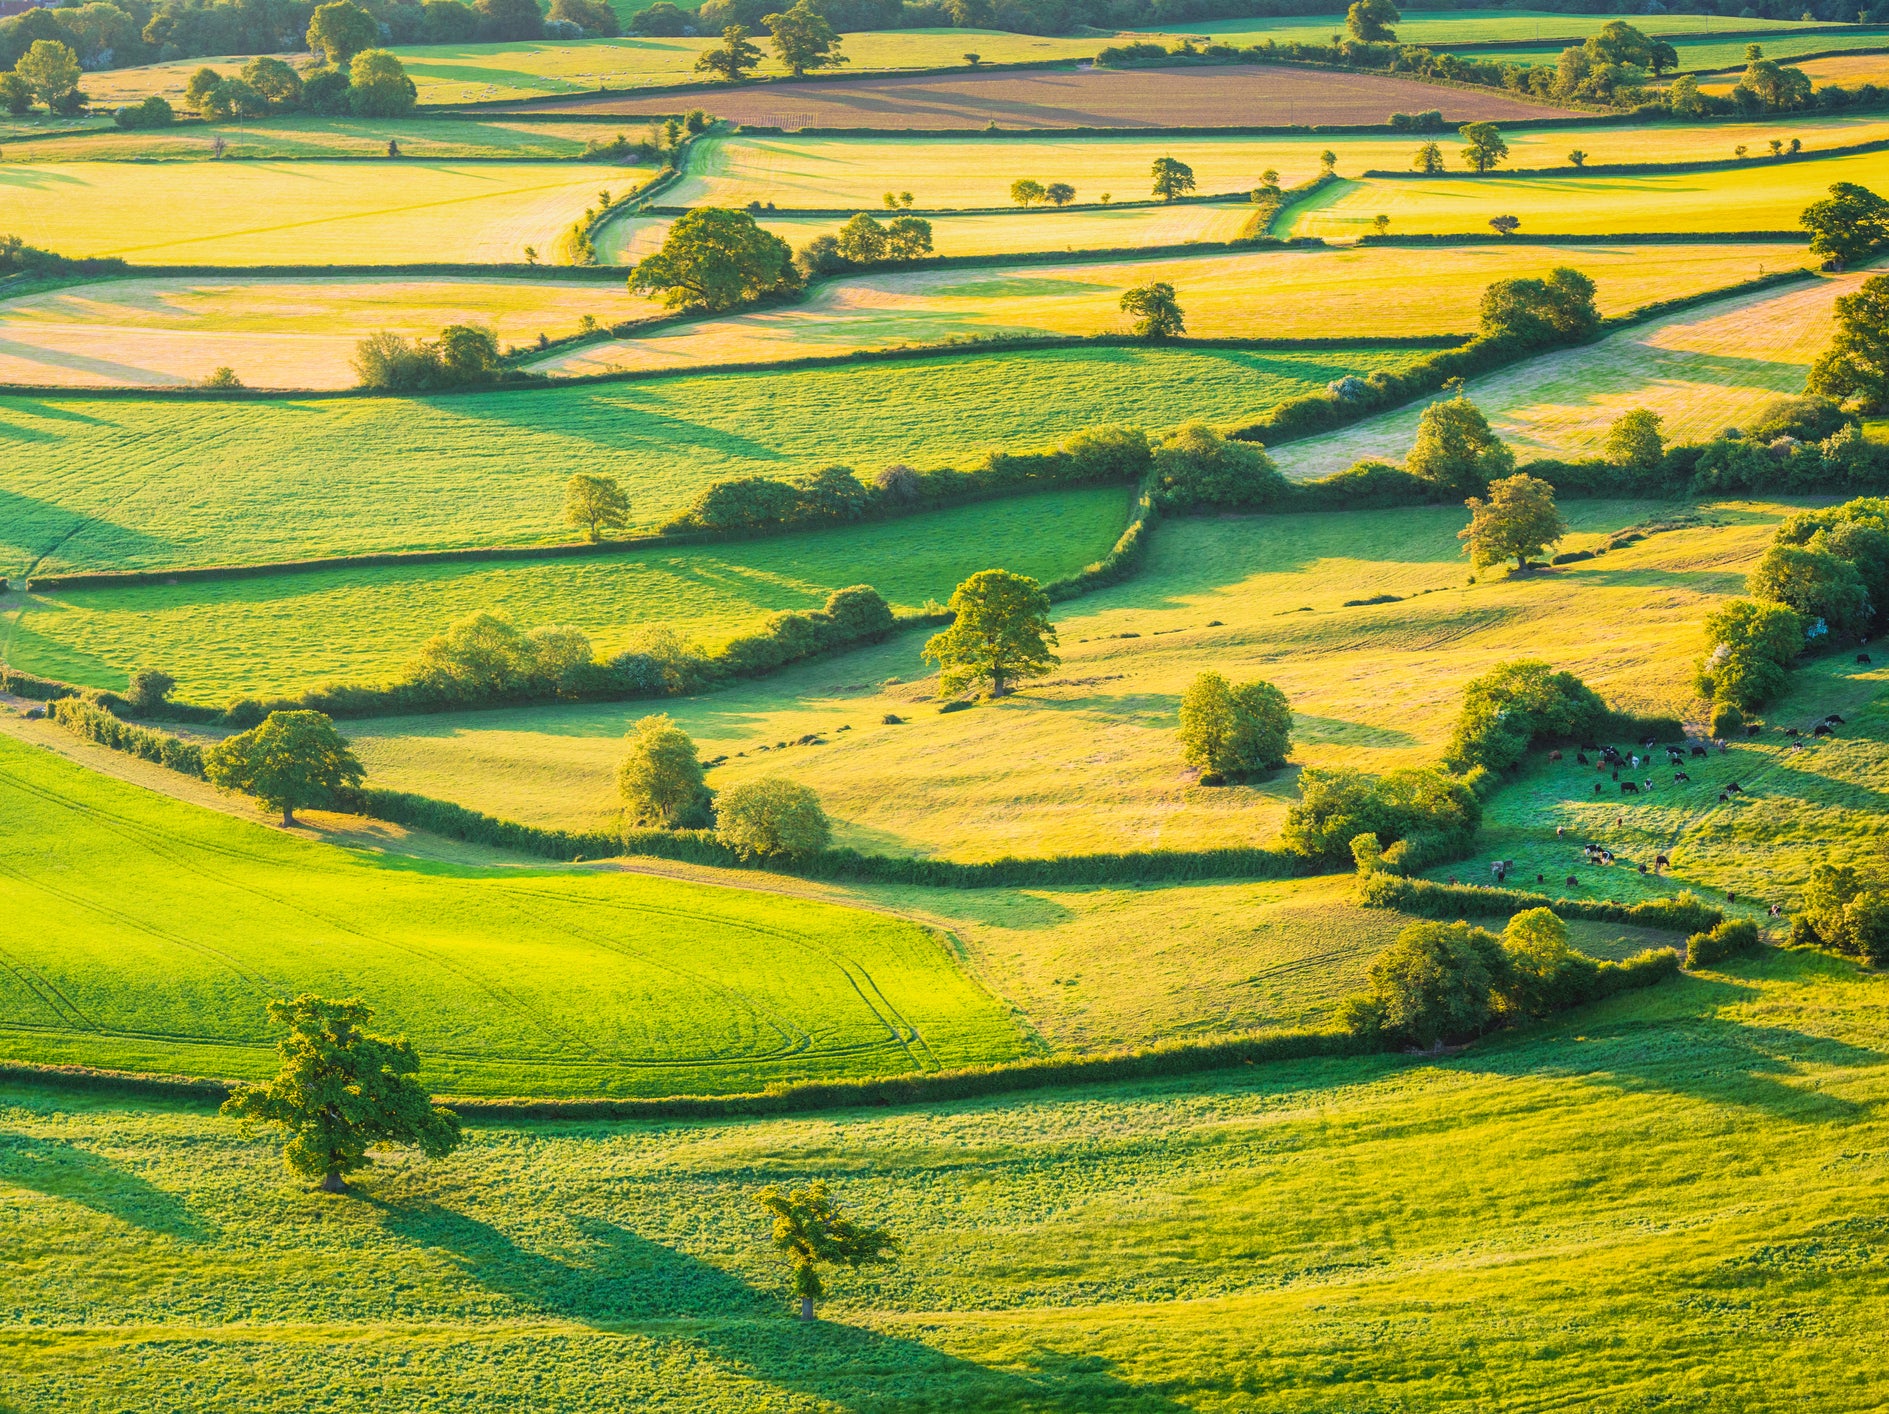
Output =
[
  {"x1": 0, "y1": 1131, "x2": 214, "y2": 1241},
  {"x1": 372, "y1": 1198, "x2": 1185, "y2": 1411}
]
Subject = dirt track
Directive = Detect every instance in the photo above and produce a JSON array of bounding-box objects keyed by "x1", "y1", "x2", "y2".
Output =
[{"x1": 484, "y1": 65, "x2": 1576, "y2": 130}]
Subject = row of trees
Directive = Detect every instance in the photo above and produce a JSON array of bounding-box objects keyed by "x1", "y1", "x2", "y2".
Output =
[
  {"x1": 694, "y1": 0, "x2": 842, "y2": 80},
  {"x1": 353, "y1": 322, "x2": 502, "y2": 390},
  {"x1": 181, "y1": 45, "x2": 415, "y2": 121}
]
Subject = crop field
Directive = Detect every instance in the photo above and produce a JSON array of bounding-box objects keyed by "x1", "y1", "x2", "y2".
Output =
[
  {"x1": 0, "y1": 275, "x2": 634, "y2": 390},
  {"x1": 1286, "y1": 148, "x2": 1889, "y2": 239},
  {"x1": 0, "y1": 346, "x2": 1406, "y2": 576},
  {"x1": 1127, "y1": 9, "x2": 1837, "y2": 46},
  {"x1": 344, "y1": 498, "x2": 1788, "y2": 858},
  {"x1": 539, "y1": 243, "x2": 1801, "y2": 376},
  {"x1": 1699, "y1": 50, "x2": 1889, "y2": 92},
  {"x1": 1, "y1": 487, "x2": 1129, "y2": 699},
  {"x1": 83, "y1": 31, "x2": 1102, "y2": 108},
  {"x1": 2, "y1": 115, "x2": 668, "y2": 162},
  {"x1": 513, "y1": 64, "x2": 1571, "y2": 129},
  {"x1": 659, "y1": 120, "x2": 1889, "y2": 211},
  {"x1": 0, "y1": 160, "x2": 645, "y2": 265},
  {"x1": 1270, "y1": 273, "x2": 1856, "y2": 479},
  {"x1": 8, "y1": 944, "x2": 1889, "y2": 1411},
  {"x1": 0, "y1": 736, "x2": 1027, "y2": 1093}
]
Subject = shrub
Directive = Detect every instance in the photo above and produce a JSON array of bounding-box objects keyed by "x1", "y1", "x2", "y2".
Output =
[
  {"x1": 1282, "y1": 765, "x2": 1481, "y2": 867},
  {"x1": 1709, "y1": 700, "x2": 1745, "y2": 737},
  {"x1": 1748, "y1": 541, "x2": 1872, "y2": 637},
  {"x1": 1406, "y1": 395, "x2": 1514, "y2": 497},
  {"x1": 1796, "y1": 862, "x2": 1889, "y2": 965},
  {"x1": 1686, "y1": 917, "x2": 1762, "y2": 968},
  {"x1": 1479, "y1": 267, "x2": 1599, "y2": 346},
  {"x1": 1444, "y1": 659, "x2": 1607, "y2": 774},
  {"x1": 49, "y1": 698, "x2": 204, "y2": 776},
  {"x1": 114, "y1": 95, "x2": 175, "y2": 128},
  {"x1": 798, "y1": 465, "x2": 869, "y2": 521},
  {"x1": 716, "y1": 778, "x2": 830, "y2": 858},
  {"x1": 617, "y1": 713, "x2": 710, "y2": 829},
  {"x1": 1694, "y1": 598, "x2": 1803, "y2": 710},
  {"x1": 1152, "y1": 422, "x2": 1288, "y2": 511},
  {"x1": 1062, "y1": 424, "x2": 1152, "y2": 482},
  {"x1": 1178, "y1": 671, "x2": 1292, "y2": 777},
  {"x1": 352, "y1": 323, "x2": 500, "y2": 390},
  {"x1": 125, "y1": 668, "x2": 177, "y2": 714},
  {"x1": 406, "y1": 611, "x2": 593, "y2": 702},
  {"x1": 1748, "y1": 394, "x2": 1851, "y2": 443},
  {"x1": 1339, "y1": 919, "x2": 1511, "y2": 1048}
]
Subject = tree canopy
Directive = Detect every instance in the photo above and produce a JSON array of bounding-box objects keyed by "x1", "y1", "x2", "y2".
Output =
[
  {"x1": 565, "y1": 472, "x2": 629, "y2": 540},
  {"x1": 716, "y1": 777, "x2": 831, "y2": 858},
  {"x1": 629, "y1": 207, "x2": 798, "y2": 312},
  {"x1": 1120, "y1": 280, "x2": 1184, "y2": 339},
  {"x1": 1802, "y1": 182, "x2": 1889, "y2": 270},
  {"x1": 1179, "y1": 672, "x2": 1292, "y2": 777},
  {"x1": 16, "y1": 38, "x2": 80, "y2": 110},
  {"x1": 1478, "y1": 267, "x2": 1598, "y2": 346},
  {"x1": 221, "y1": 995, "x2": 462, "y2": 1192},
  {"x1": 755, "y1": 1180, "x2": 898, "y2": 1320},
  {"x1": 1459, "y1": 473, "x2": 1566, "y2": 572},
  {"x1": 1809, "y1": 272, "x2": 1889, "y2": 410},
  {"x1": 1458, "y1": 122, "x2": 1509, "y2": 173},
  {"x1": 695, "y1": 23, "x2": 763, "y2": 79},
  {"x1": 1150, "y1": 156, "x2": 1196, "y2": 200},
  {"x1": 348, "y1": 49, "x2": 417, "y2": 117},
  {"x1": 762, "y1": 0, "x2": 843, "y2": 75},
  {"x1": 1345, "y1": 0, "x2": 1399, "y2": 43},
  {"x1": 202, "y1": 710, "x2": 364, "y2": 826},
  {"x1": 923, "y1": 568, "x2": 1059, "y2": 698},
  {"x1": 1406, "y1": 395, "x2": 1515, "y2": 497},
  {"x1": 618, "y1": 713, "x2": 708, "y2": 829},
  {"x1": 306, "y1": 0, "x2": 378, "y2": 64}
]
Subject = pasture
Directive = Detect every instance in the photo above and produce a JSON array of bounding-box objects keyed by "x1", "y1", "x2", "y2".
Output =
[
  {"x1": 1128, "y1": 8, "x2": 1836, "y2": 46},
  {"x1": 0, "y1": 275, "x2": 632, "y2": 390},
  {"x1": 1, "y1": 487, "x2": 1130, "y2": 699},
  {"x1": 1699, "y1": 49, "x2": 1889, "y2": 92},
  {"x1": 0, "y1": 160, "x2": 645, "y2": 265},
  {"x1": 1434, "y1": 28, "x2": 1882, "y2": 70},
  {"x1": 6, "y1": 944, "x2": 1887, "y2": 1412},
  {"x1": 2, "y1": 115, "x2": 669, "y2": 162},
  {"x1": 539, "y1": 243, "x2": 1801, "y2": 376},
  {"x1": 0, "y1": 736, "x2": 1027, "y2": 1094},
  {"x1": 1285, "y1": 149, "x2": 1889, "y2": 239},
  {"x1": 0, "y1": 345, "x2": 1406, "y2": 575},
  {"x1": 343, "y1": 499, "x2": 1787, "y2": 859},
  {"x1": 1268, "y1": 273, "x2": 1855, "y2": 479}
]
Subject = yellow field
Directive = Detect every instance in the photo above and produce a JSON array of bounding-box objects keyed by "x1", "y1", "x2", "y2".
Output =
[
  {"x1": 595, "y1": 201, "x2": 1258, "y2": 265},
  {"x1": 0, "y1": 276, "x2": 639, "y2": 388},
  {"x1": 82, "y1": 30, "x2": 1101, "y2": 107},
  {"x1": 667, "y1": 118, "x2": 1889, "y2": 210},
  {"x1": 0, "y1": 160, "x2": 644, "y2": 264},
  {"x1": 1699, "y1": 50, "x2": 1889, "y2": 93},
  {"x1": 1286, "y1": 148, "x2": 1889, "y2": 239},
  {"x1": 537, "y1": 242, "x2": 1803, "y2": 376},
  {"x1": 3, "y1": 116, "x2": 666, "y2": 163},
  {"x1": 1270, "y1": 272, "x2": 1857, "y2": 479}
]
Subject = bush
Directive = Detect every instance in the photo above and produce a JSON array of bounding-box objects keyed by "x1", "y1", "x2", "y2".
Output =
[
  {"x1": 114, "y1": 95, "x2": 174, "y2": 128},
  {"x1": 125, "y1": 668, "x2": 177, "y2": 714},
  {"x1": 353, "y1": 323, "x2": 500, "y2": 391},
  {"x1": 1479, "y1": 267, "x2": 1599, "y2": 346},
  {"x1": 1152, "y1": 422, "x2": 1288, "y2": 511},
  {"x1": 1406, "y1": 394, "x2": 1514, "y2": 497},
  {"x1": 1748, "y1": 541, "x2": 1872, "y2": 637},
  {"x1": 1686, "y1": 917, "x2": 1761, "y2": 968},
  {"x1": 715, "y1": 778, "x2": 830, "y2": 859},
  {"x1": 617, "y1": 713, "x2": 710, "y2": 829},
  {"x1": 1709, "y1": 700, "x2": 1745, "y2": 737},
  {"x1": 1795, "y1": 862, "x2": 1889, "y2": 965},
  {"x1": 1694, "y1": 598, "x2": 1804, "y2": 710},
  {"x1": 1339, "y1": 919, "x2": 1511, "y2": 1048},
  {"x1": 1282, "y1": 765, "x2": 1481, "y2": 867},
  {"x1": 1444, "y1": 659, "x2": 1608, "y2": 774},
  {"x1": 49, "y1": 698, "x2": 204, "y2": 777},
  {"x1": 1358, "y1": 872, "x2": 1725, "y2": 934},
  {"x1": 1178, "y1": 671, "x2": 1291, "y2": 777},
  {"x1": 1748, "y1": 394, "x2": 1852, "y2": 444},
  {"x1": 406, "y1": 612, "x2": 594, "y2": 702}
]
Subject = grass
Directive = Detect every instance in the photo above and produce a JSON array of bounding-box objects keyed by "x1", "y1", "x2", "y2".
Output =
[
  {"x1": 1700, "y1": 50, "x2": 1889, "y2": 92},
  {"x1": 1127, "y1": 8, "x2": 1843, "y2": 45},
  {"x1": 537, "y1": 242, "x2": 1803, "y2": 376},
  {"x1": 0, "y1": 486, "x2": 1131, "y2": 699},
  {"x1": 1268, "y1": 271, "x2": 1854, "y2": 479},
  {"x1": 0, "y1": 275, "x2": 640, "y2": 390},
  {"x1": 2, "y1": 115, "x2": 671, "y2": 162},
  {"x1": 1284, "y1": 148, "x2": 1889, "y2": 239},
  {"x1": 341, "y1": 498, "x2": 1793, "y2": 860},
  {"x1": 654, "y1": 117, "x2": 1889, "y2": 213},
  {"x1": 0, "y1": 159, "x2": 646, "y2": 265},
  {"x1": 0, "y1": 345, "x2": 1412, "y2": 576},
  {"x1": 0, "y1": 733, "x2": 1027, "y2": 1095},
  {"x1": 84, "y1": 30, "x2": 1102, "y2": 108},
  {"x1": 4, "y1": 943, "x2": 1888, "y2": 1410},
  {"x1": 1445, "y1": 28, "x2": 1887, "y2": 69}
]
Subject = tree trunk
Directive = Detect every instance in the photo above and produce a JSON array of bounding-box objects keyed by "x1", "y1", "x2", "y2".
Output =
[
  {"x1": 798, "y1": 1296, "x2": 815, "y2": 1322},
  {"x1": 318, "y1": 1168, "x2": 348, "y2": 1194},
  {"x1": 282, "y1": 803, "x2": 296, "y2": 827}
]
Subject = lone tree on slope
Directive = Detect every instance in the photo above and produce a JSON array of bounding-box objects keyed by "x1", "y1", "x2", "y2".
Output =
[
  {"x1": 1801, "y1": 181, "x2": 1889, "y2": 269},
  {"x1": 762, "y1": 0, "x2": 845, "y2": 76},
  {"x1": 203, "y1": 710, "x2": 364, "y2": 827},
  {"x1": 1121, "y1": 280, "x2": 1184, "y2": 339},
  {"x1": 629, "y1": 207, "x2": 798, "y2": 312},
  {"x1": 565, "y1": 472, "x2": 629, "y2": 540},
  {"x1": 222, "y1": 995, "x2": 462, "y2": 1193},
  {"x1": 1150, "y1": 155, "x2": 1196, "y2": 201},
  {"x1": 1459, "y1": 472, "x2": 1567, "y2": 572},
  {"x1": 755, "y1": 1180, "x2": 897, "y2": 1320},
  {"x1": 923, "y1": 568, "x2": 1059, "y2": 698},
  {"x1": 695, "y1": 23, "x2": 764, "y2": 80}
]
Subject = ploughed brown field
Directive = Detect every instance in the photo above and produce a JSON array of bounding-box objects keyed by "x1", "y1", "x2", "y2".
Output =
[{"x1": 481, "y1": 65, "x2": 1573, "y2": 130}]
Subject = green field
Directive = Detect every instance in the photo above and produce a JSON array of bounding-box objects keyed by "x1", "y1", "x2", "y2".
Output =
[
  {"x1": 0, "y1": 346, "x2": 1412, "y2": 576},
  {"x1": 1440, "y1": 28, "x2": 1886, "y2": 70},
  {"x1": 1129, "y1": 8, "x2": 1844, "y2": 46},
  {"x1": 538, "y1": 243, "x2": 1802, "y2": 377},
  {"x1": 1, "y1": 487, "x2": 1129, "y2": 699},
  {"x1": 0, "y1": 159, "x2": 646, "y2": 265},
  {"x1": 3, "y1": 115, "x2": 669, "y2": 162},
  {"x1": 6, "y1": 940, "x2": 1887, "y2": 1411},
  {"x1": 85, "y1": 30, "x2": 1102, "y2": 108},
  {"x1": 1269, "y1": 272, "x2": 1853, "y2": 479},
  {"x1": 0, "y1": 275, "x2": 634, "y2": 390},
  {"x1": 342, "y1": 499, "x2": 1787, "y2": 860},
  {"x1": 1286, "y1": 149, "x2": 1889, "y2": 239},
  {"x1": 0, "y1": 735, "x2": 1026, "y2": 1094}
]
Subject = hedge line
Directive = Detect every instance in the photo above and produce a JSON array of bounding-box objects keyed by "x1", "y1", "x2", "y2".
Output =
[
  {"x1": 1358, "y1": 871, "x2": 1726, "y2": 934},
  {"x1": 47, "y1": 698, "x2": 205, "y2": 775},
  {"x1": 1359, "y1": 136, "x2": 1889, "y2": 180},
  {"x1": 1355, "y1": 231, "x2": 1806, "y2": 246}
]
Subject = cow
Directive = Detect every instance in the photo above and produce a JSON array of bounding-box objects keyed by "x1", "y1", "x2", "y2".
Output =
[
  {"x1": 1691, "y1": 744, "x2": 1709, "y2": 758},
  {"x1": 1667, "y1": 748, "x2": 1685, "y2": 765},
  {"x1": 1814, "y1": 723, "x2": 1833, "y2": 737},
  {"x1": 1727, "y1": 782, "x2": 1744, "y2": 793},
  {"x1": 1746, "y1": 724, "x2": 1763, "y2": 737},
  {"x1": 1719, "y1": 791, "x2": 1730, "y2": 802},
  {"x1": 1674, "y1": 771, "x2": 1691, "y2": 783},
  {"x1": 1655, "y1": 853, "x2": 1670, "y2": 874},
  {"x1": 1621, "y1": 781, "x2": 1640, "y2": 794},
  {"x1": 1594, "y1": 783, "x2": 1605, "y2": 794},
  {"x1": 1576, "y1": 751, "x2": 1590, "y2": 765},
  {"x1": 1827, "y1": 714, "x2": 1847, "y2": 725},
  {"x1": 1638, "y1": 864, "x2": 1649, "y2": 875},
  {"x1": 1783, "y1": 727, "x2": 1801, "y2": 738},
  {"x1": 1858, "y1": 653, "x2": 1873, "y2": 665},
  {"x1": 1555, "y1": 825, "x2": 1566, "y2": 837},
  {"x1": 1612, "y1": 769, "x2": 1620, "y2": 781},
  {"x1": 1549, "y1": 749, "x2": 1563, "y2": 762},
  {"x1": 1566, "y1": 875, "x2": 1579, "y2": 888},
  {"x1": 1726, "y1": 891, "x2": 1738, "y2": 904}
]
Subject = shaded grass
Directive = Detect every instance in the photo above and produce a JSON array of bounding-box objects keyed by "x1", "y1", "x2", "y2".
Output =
[
  {"x1": 0, "y1": 735, "x2": 1027, "y2": 1095},
  {"x1": 0, "y1": 345, "x2": 1411, "y2": 576},
  {"x1": 1, "y1": 486, "x2": 1130, "y2": 699},
  {"x1": 3, "y1": 945, "x2": 1887, "y2": 1410},
  {"x1": 4, "y1": 115, "x2": 669, "y2": 162}
]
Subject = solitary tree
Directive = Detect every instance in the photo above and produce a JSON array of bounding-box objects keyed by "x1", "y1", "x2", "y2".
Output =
[
  {"x1": 1371, "y1": 214, "x2": 1390, "y2": 236},
  {"x1": 1121, "y1": 280, "x2": 1184, "y2": 339},
  {"x1": 1809, "y1": 271, "x2": 1889, "y2": 410},
  {"x1": 126, "y1": 668, "x2": 177, "y2": 714},
  {"x1": 1488, "y1": 214, "x2": 1521, "y2": 237},
  {"x1": 1319, "y1": 148, "x2": 1337, "y2": 174},
  {"x1": 696, "y1": 23, "x2": 763, "y2": 80},
  {"x1": 1345, "y1": 0, "x2": 1400, "y2": 43},
  {"x1": 306, "y1": 0, "x2": 379, "y2": 65},
  {"x1": 15, "y1": 39, "x2": 81, "y2": 111},
  {"x1": 1801, "y1": 181, "x2": 1889, "y2": 269},
  {"x1": 1179, "y1": 672, "x2": 1292, "y2": 777},
  {"x1": 1413, "y1": 140, "x2": 1444, "y2": 174},
  {"x1": 716, "y1": 777, "x2": 831, "y2": 858},
  {"x1": 565, "y1": 472, "x2": 629, "y2": 540},
  {"x1": 923, "y1": 568, "x2": 1059, "y2": 698},
  {"x1": 1339, "y1": 920, "x2": 1511, "y2": 1048},
  {"x1": 1478, "y1": 267, "x2": 1597, "y2": 345},
  {"x1": 1009, "y1": 178, "x2": 1046, "y2": 205},
  {"x1": 1567, "y1": 148, "x2": 1587, "y2": 168},
  {"x1": 1044, "y1": 181, "x2": 1076, "y2": 206},
  {"x1": 222, "y1": 995, "x2": 462, "y2": 1193},
  {"x1": 1407, "y1": 394, "x2": 1515, "y2": 496},
  {"x1": 617, "y1": 713, "x2": 707, "y2": 828},
  {"x1": 1459, "y1": 121, "x2": 1509, "y2": 173},
  {"x1": 1150, "y1": 155, "x2": 1196, "y2": 200},
  {"x1": 1605, "y1": 408, "x2": 1664, "y2": 473},
  {"x1": 203, "y1": 710, "x2": 364, "y2": 826},
  {"x1": 762, "y1": 0, "x2": 844, "y2": 76},
  {"x1": 629, "y1": 207, "x2": 798, "y2": 312},
  {"x1": 755, "y1": 1180, "x2": 897, "y2": 1320},
  {"x1": 1459, "y1": 472, "x2": 1566, "y2": 572}
]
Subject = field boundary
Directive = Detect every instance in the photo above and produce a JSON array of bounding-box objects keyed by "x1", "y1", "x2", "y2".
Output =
[{"x1": 1360, "y1": 135, "x2": 1889, "y2": 179}]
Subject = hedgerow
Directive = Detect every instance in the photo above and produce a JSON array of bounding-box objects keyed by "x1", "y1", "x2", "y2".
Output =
[
  {"x1": 1357, "y1": 871, "x2": 1725, "y2": 934},
  {"x1": 48, "y1": 698, "x2": 206, "y2": 775}
]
